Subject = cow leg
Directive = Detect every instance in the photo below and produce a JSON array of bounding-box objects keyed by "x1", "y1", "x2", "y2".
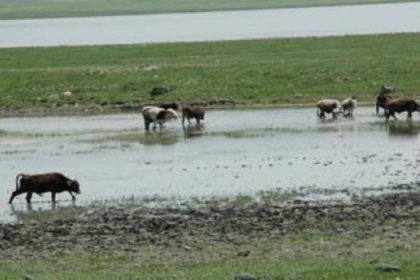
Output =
[
  {"x1": 144, "y1": 120, "x2": 151, "y2": 131},
  {"x1": 51, "y1": 192, "x2": 56, "y2": 204},
  {"x1": 196, "y1": 117, "x2": 200, "y2": 125},
  {"x1": 68, "y1": 191, "x2": 76, "y2": 201},
  {"x1": 9, "y1": 189, "x2": 25, "y2": 204},
  {"x1": 391, "y1": 112, "x2": 397, "y2": 120},
  {"x1": 152, "y1": 121, "x2": 158, "y2": 130},
  {"x1": 26, "y1": 192, "x2": 33, "y2": 204},
  {"x1": 408, "y1": 111, "x2": 412, "y2": 120},
  {"x1": 8, "y1": 192, "x2": 16, "y2": 204}
]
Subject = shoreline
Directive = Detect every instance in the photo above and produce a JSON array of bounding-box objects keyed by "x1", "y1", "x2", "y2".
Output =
[{"x1": 0, "y1": 101, "x2": 378, "y2": 118}]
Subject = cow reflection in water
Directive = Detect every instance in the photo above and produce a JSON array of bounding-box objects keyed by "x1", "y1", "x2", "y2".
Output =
[
  {"x1": 183, "y1": 123, "x2": 205, "y2": 139},
  {"x1": 143, "y1": 130, "x2": 180, "y2": 145},
  {"x1": 386, "y1": 122, "x2": 420, "y2": 138}
]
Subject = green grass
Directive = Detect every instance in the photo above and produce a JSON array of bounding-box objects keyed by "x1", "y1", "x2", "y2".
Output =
[
  {"x1": 1, "y1": 33, "x2": 420, "y2": 110},
  {"x1": 0, "y1": 234, "x2": 419, "y2": 279},
  {"x1": 0, "y1": 0, "x2": 417, "y2": 19}
]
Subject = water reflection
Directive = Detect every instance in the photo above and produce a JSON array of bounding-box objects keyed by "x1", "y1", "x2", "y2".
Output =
[
  {"x1": 386, "y1": 122, "x2": 420, "y2": 138},
  {"x1": 140, "y1": 130, "x2": 180, "y2": 145},
  {"x1": 183, "y1": 124, "x2": 205, "y2": 139},
  {"x1": 3, "y1": 107, "x2": 420, "y2": 222},
  {"x1": 10, "y1": 200, "x2": 77, "y2": 223}
]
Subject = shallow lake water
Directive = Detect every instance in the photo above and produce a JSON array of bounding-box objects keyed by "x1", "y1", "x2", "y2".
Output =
[
  {"x1": 2, "y1": 107, "x2": 420, "y2": 221},
  {"x1": 1, "y1": 3, "x2": 420, "y2": 47}
]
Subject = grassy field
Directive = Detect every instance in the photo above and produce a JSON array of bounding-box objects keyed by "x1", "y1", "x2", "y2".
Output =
[
  {"x1": 1, "y1": 33, "x2": 420, "y2": 112},
  {"x1": 1, "y1": 237, "x2": 419, "y2": 279},
  {"x1": 0, "y1": 0, "x2": 417, "y2": 19}
]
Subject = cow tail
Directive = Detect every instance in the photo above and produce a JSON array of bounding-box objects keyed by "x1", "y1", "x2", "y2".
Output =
[{"x1": 15, "y1": 173, "x2": 24, "y2": 190}]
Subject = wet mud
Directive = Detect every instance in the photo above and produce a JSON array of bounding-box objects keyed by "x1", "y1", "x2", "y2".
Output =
[{"x1": 0, "y1": 190, "x2": 419, "y2": 259}]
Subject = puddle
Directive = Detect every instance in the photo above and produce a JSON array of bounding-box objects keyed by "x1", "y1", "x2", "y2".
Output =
[{"x1": 1, "y1": 107, "x2": 420, "y2": 222}]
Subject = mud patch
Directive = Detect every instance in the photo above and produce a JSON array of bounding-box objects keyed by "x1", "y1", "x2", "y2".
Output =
[{"x1": 1, "y1": 190, "x2": 419, "y2": 259}]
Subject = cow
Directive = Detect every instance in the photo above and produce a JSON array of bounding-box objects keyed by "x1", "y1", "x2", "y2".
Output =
[
  {"x1": 8, "y1": 172, "x2": 80, "y2": 204},
  {"x1": 182, "y1": 106, "x2": 205, "y2": 125},
  {"x1": 385, "y1": 98, "x2": 420, "y2": 121},
  {"x1": 341, "y1": 96, "x2": 357, "y2": 117},
  {"x1": 316, "y1": 99, "x2": 342, "y2": 119},
  {"x1": 376, "y1": 85, "x2": 393, "y2": 115},
  {"x1": 141, "y1": 106, "x2": 178, "y2": 130}
]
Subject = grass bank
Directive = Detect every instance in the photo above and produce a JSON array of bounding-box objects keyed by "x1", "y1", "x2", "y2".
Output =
[
  {"x1": 1, "y1": 237, "x2": 419, "y2": 279},
  {"x1": 1, "y1": 33, "x2": 420, "y2": 113},
  {"x1": 1, "y1": 190, "x2": 419, "y2": 279},
  {"x1": 0, "y1": 0, "x2": 416, "y2": 19}
]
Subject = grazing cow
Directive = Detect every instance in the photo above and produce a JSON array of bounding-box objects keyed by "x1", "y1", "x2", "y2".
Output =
[
  {"x1": 316, "y1": 99, "x2": 342, "y2": 119},
  {"x1": 141, "y1": 106, "x2": 178, "y2": 130},
  {"x1": 341, "y1": 96, "x2": 357, "y2": 117},
  {"x1": 9, "y1": 172, "x2": 80, "y2": 204},
  {"x1": 385, "y1": 98, "x2": 420, "y2": 121},
  {"x1": 376, "y1": 85, "x2": 393, "y2": 115},
  {"x1": 182, "y1": 106, "x2": 205, "y2": 125}
]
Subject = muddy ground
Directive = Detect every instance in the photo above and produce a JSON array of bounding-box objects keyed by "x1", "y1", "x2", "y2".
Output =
[{"x1": 1, "y1": 190, "x2": 419, "y2": 260}]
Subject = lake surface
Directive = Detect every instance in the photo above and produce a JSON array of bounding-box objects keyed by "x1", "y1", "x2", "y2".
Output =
[
  {"x1": 1, "y1": 3, "x2": 420, "y2": 48},
  {"x1": 2, "y1": 107, "x2": 420, "y2": 221}
]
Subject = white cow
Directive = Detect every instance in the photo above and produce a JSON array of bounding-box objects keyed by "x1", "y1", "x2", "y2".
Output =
[
  {"x1": 341, "y1": 96, "x2": 357, "y2": 117},
  {"x1": 141, "y1": 106, "x2": 178, "y2": 130}
]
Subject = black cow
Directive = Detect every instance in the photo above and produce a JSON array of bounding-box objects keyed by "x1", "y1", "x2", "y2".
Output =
[
  {"x1": 376, "y1": 85, "x2": 393, "y2": 115},
  {"x1": 385, "y1": 98, "x2": 420, "y2": 121},
  {"x1": 9, "y1": 172, "x2": 80, "y2": 204}
]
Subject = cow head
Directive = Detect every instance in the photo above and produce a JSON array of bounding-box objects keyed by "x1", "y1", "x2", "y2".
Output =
[
  {"x1": 379, "y1": 85, "x2": 393, "y2": 95},
  {"x1": 164, "y1": 108, "x2": 178, "y2": 120},
  {"x1": 67, "y1": 180, "x2": 81, "y2": 194}
]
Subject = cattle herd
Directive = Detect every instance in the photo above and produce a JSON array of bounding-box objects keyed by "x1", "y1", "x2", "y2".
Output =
[
  {"x1": 8, "y1": 87, "x2": 419, "y2": 205},
  {"x1": 316, "y1": 85, "x2": 420, "y2": 120},
  {"x1": 8, "y1": 104, "x2": 205, "y2": 205}
]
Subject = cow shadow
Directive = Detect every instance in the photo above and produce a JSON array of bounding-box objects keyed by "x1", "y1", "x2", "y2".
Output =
[{"x1": 182, "y1": 123, "x2": 205, "y2": 139}]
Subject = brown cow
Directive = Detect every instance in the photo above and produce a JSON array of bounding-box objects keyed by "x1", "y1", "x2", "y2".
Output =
[
  {"x1": 182, "y1": 106, "x2": 205, "y2": 125},
  {"x1": 316, "y1": 99, "x2": 342, "y2": 119},
  {"x1": 385, "y1": 98, "x2": 420, "y2": 121},
  {"x1": 9, "y1": 172, "x2": 80, "y2": 204}
]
